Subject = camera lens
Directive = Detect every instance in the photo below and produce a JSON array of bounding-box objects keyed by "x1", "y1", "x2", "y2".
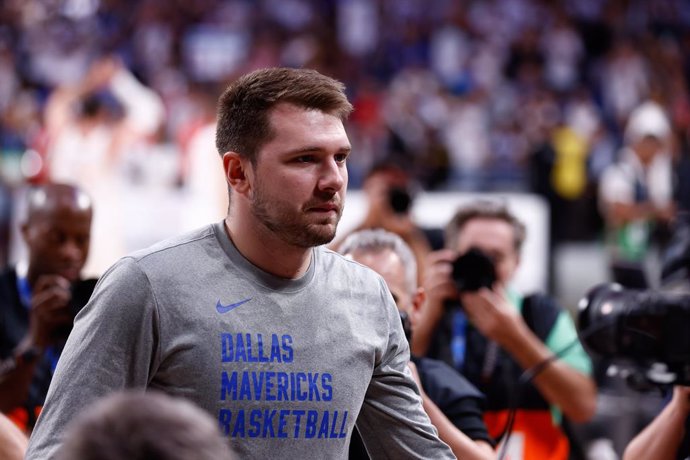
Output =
[
  {"x1": 388, "y1": 187, "x2": 413, "y2": 214},
  {"x1": 451, "y1": 248, "x2": 497, "y2": 293}
]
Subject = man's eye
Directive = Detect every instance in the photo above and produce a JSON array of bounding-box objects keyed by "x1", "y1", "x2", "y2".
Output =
[
  {"x1": 334, "y1": 153, "x2": 348, "y2": 163},
  {"x1": 296, "y1": 155, "x2": 315, "y2": 163},
  {"x1": 46, "y1": 231, "x2": 63, "y2": 243}
]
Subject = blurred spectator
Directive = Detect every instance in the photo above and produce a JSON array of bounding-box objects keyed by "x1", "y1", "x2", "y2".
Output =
[
  {"x1": 44, "y1": 55, "x2": 164, "y2": 277},
  {"x1": 340, "y1": 229, "x2": 495, "y2": 460},
  {"x1": 0, "y1": 183, "x2": 95, "y2": 432},
  {"x1": 57, "y1": 391, "x2": 235, "y2": 460},
  {"x1": 599, "y1": 100, "x2": 676, "y2": 288},
  {"x1": 173, "y1": 83, "x2": 227, "y2": 232},
  {"x1": 600, "y1": 36, "x2": 650, "y2": 129},
  {"x1": 0, "y1": 0, "x2": 686, "y2": 200},
  {"x1": 332, "y1": 162, "x2": 433, "y2": 284},
  {"x1": 0, "y1": 181, "x2": 11, "y2": 268},
  {"x1": 541, "y1": 9, "x2": 584, "y2": 94}
]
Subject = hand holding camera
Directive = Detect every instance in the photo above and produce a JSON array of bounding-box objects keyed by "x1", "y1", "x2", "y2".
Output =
[
  {"x1": 423, "y1": 247, "x2": 525, "y2": 347},
  {"x1": 29, "y1": 275, "x2": 74, "y2": 349}
]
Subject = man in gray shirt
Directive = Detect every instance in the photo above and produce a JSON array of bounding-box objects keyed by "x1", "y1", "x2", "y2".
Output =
[{"x1": 26, "y1": 67, "x2": 454, "y2": 459}]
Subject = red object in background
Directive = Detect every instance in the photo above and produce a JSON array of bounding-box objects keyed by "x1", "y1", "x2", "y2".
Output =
[{"x1": 23, "y1": 127, "x2": 51, "y2": 185}]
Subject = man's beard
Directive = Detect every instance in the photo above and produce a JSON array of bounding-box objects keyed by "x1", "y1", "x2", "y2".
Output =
[{"x1": 250, "y1": 180, "x2": 343, "y2": 248}]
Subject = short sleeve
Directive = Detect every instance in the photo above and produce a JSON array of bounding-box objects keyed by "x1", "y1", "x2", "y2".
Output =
[{"x1": 545, "y1": 311, "x2": 593, "y2": 376}]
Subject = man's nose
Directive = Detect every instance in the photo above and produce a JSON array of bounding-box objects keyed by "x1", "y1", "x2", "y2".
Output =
[
  {"x1": 60, "y1": 239, "x2": 85, "y2": 260},
  {"x1": 319, "y1": 158, "x2": 346, "y2": 192}
]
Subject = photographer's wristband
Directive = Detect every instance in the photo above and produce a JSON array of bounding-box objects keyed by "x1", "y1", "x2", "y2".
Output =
[
  {"x1": 16, "y1": 345, "x2": 41, "y2": 366},
  {"x1": 0, "y1": 345, "x2": 40, "y2": 379}
]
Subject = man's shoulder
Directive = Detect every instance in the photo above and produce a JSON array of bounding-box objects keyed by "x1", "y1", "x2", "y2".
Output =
[
  {"x1": 317, "y1": 245, "x2": 374, "y2": 273},
  {"x1": 128, "y1": 224, "x2": 218, "y2": 263},
  {"x1": 98, "y1": 225, "x2": 219, "y2": 285}
]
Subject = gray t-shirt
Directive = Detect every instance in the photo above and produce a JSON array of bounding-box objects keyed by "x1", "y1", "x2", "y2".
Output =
[{"x1": 26, "y1": 223, "x2": 454, "y2": 459}]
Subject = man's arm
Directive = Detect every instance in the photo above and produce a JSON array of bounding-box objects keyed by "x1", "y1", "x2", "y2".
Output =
[
  {"x1": 25, "y1": 258, "x2": 159, "y2": 460},
  {"x1": 356, "y1": 280, "x2": 455, "y2": 459},
  {"x1": 623, "y1": 386, "x2": 690, "y2": 460},
  {"x1": 605, "y1": 201, "x2": 676, "y2": 228},
  {"x1": 460, "y1": 289, "x2": 597, "y2": 422}
]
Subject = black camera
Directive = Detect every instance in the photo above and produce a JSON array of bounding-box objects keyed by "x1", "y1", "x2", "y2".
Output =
[
  {"x1": 451, "y1": 247, "x2": 497, "y2": 293},
  {"x1": 388, "y1": 187, "x2": 413, "y2": 214},
  {"x1": 578, "y1": 283, "x2": 690, "y2": 385},
  {"x1": 577, "y1": 212, "x2": 690, "y2": 387},
  {"x1": 52, "y1": 278, "x2": 98, "y2": 341}
]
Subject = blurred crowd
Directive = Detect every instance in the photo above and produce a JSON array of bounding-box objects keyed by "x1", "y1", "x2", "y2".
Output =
[
  {"x1": 0, "y1": 0, "x2": 688, "y2": 225},
  {"x1": 1, "y1": 0, "x2": 690, "y2": 262}
]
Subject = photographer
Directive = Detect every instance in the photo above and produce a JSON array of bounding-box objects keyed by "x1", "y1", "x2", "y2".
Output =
[
  {"x1": 598, "y1": 101, "x2": 676, "y2": 288},
  {"x1": 0, "y1": 183, "x2": 95, "y2": 431},
  {"x1": 416, "y1": 200, "x2": 596, "y2": 460},
  {"x1": 623, "y1": 386, "x2": 690, "y2": 460},
  {"x1": 333, "y1": 162, "x2": 433, "y2": 284}
]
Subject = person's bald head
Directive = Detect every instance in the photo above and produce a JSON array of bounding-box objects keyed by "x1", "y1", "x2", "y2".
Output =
[{"x1": 21, "y1": 183, "x2": 93, "y2": 283}]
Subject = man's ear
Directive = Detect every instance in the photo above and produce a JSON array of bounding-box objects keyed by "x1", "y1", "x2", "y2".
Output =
[
  {"x1": 223, "y1": 152, "x2": 252, "y2": 196},
  {"x1": 411, "y1": 286, "x2": 426, "y2": 319}
]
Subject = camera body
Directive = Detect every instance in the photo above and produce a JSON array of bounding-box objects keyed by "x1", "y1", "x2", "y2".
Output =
[
  {"x1": 387, "y1": 186, "x2": 414, "y2": 214},
  {"x1": 451, "y1": 247, "x2": 497, "y2": 293},
  {"x1": 52, "y1": 278, "x2": 98, "y2": 341},
  {"x1": 578, "y1": 283, "x2": 690, "y2": 386}
]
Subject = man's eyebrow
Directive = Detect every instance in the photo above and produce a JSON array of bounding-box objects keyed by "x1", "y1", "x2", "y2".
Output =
[{"x1": 283, "y1": 145, "x2": 352, "y2": 155}]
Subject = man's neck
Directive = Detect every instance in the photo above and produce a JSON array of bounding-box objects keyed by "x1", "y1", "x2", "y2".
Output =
[{"x1": 224, "y1": 217, "x2": 312, "y2": 279}]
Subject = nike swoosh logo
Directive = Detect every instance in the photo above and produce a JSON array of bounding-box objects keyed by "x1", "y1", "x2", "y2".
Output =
[{"x1": 216, "y1": 298, "x2": 252, "y2": 314}]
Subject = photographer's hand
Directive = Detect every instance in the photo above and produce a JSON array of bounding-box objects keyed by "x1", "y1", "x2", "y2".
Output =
[
  {"x1": 460, "y1": 287, "x2": 522, "y2": 347},
  {"x1": 28, "y1": 275, "x2": 73, "y2": 349},
  {"x1": 461, "y1": 287, "x2": 597, "y2": 423},
  {"x1": 0, "y1": 276, "x2": 73, "y2": 413},
  {"x1": 623, "y1": 386, "x2": 690, "y2": 460},
  {"x1": 414, "y1": 250, "x2": 458, "y2": 355}
]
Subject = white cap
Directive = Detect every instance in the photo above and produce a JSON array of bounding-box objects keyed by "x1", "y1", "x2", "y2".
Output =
[{"x1": 624, "y1": 101, "x2": 671, "y2": 145}]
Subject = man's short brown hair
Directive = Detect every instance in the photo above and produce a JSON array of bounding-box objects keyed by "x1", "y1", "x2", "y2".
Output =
[
  {"x1": 215, "y1": 67, "x2": 353, "y2": 164},
  {"x1": 445, "y1": 200, "x2": 527, "y2": 252}
]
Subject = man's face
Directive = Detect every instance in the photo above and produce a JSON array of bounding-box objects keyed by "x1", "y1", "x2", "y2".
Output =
[
  {"x1": 350, "y1": 248, "x2": 414, "y2": 316},
  {"x1": 22, "y1": 206, "x2": 92, "y2": 282},
  {"x1": 454, "y1": 217, "x2": 519, "y2": 286},
  {"x1": 634, "y1": 135, "x2": 664, "y2": 166},
  {"x1": 249, "y1": 103, "x2": 351, "y2": 248}
]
